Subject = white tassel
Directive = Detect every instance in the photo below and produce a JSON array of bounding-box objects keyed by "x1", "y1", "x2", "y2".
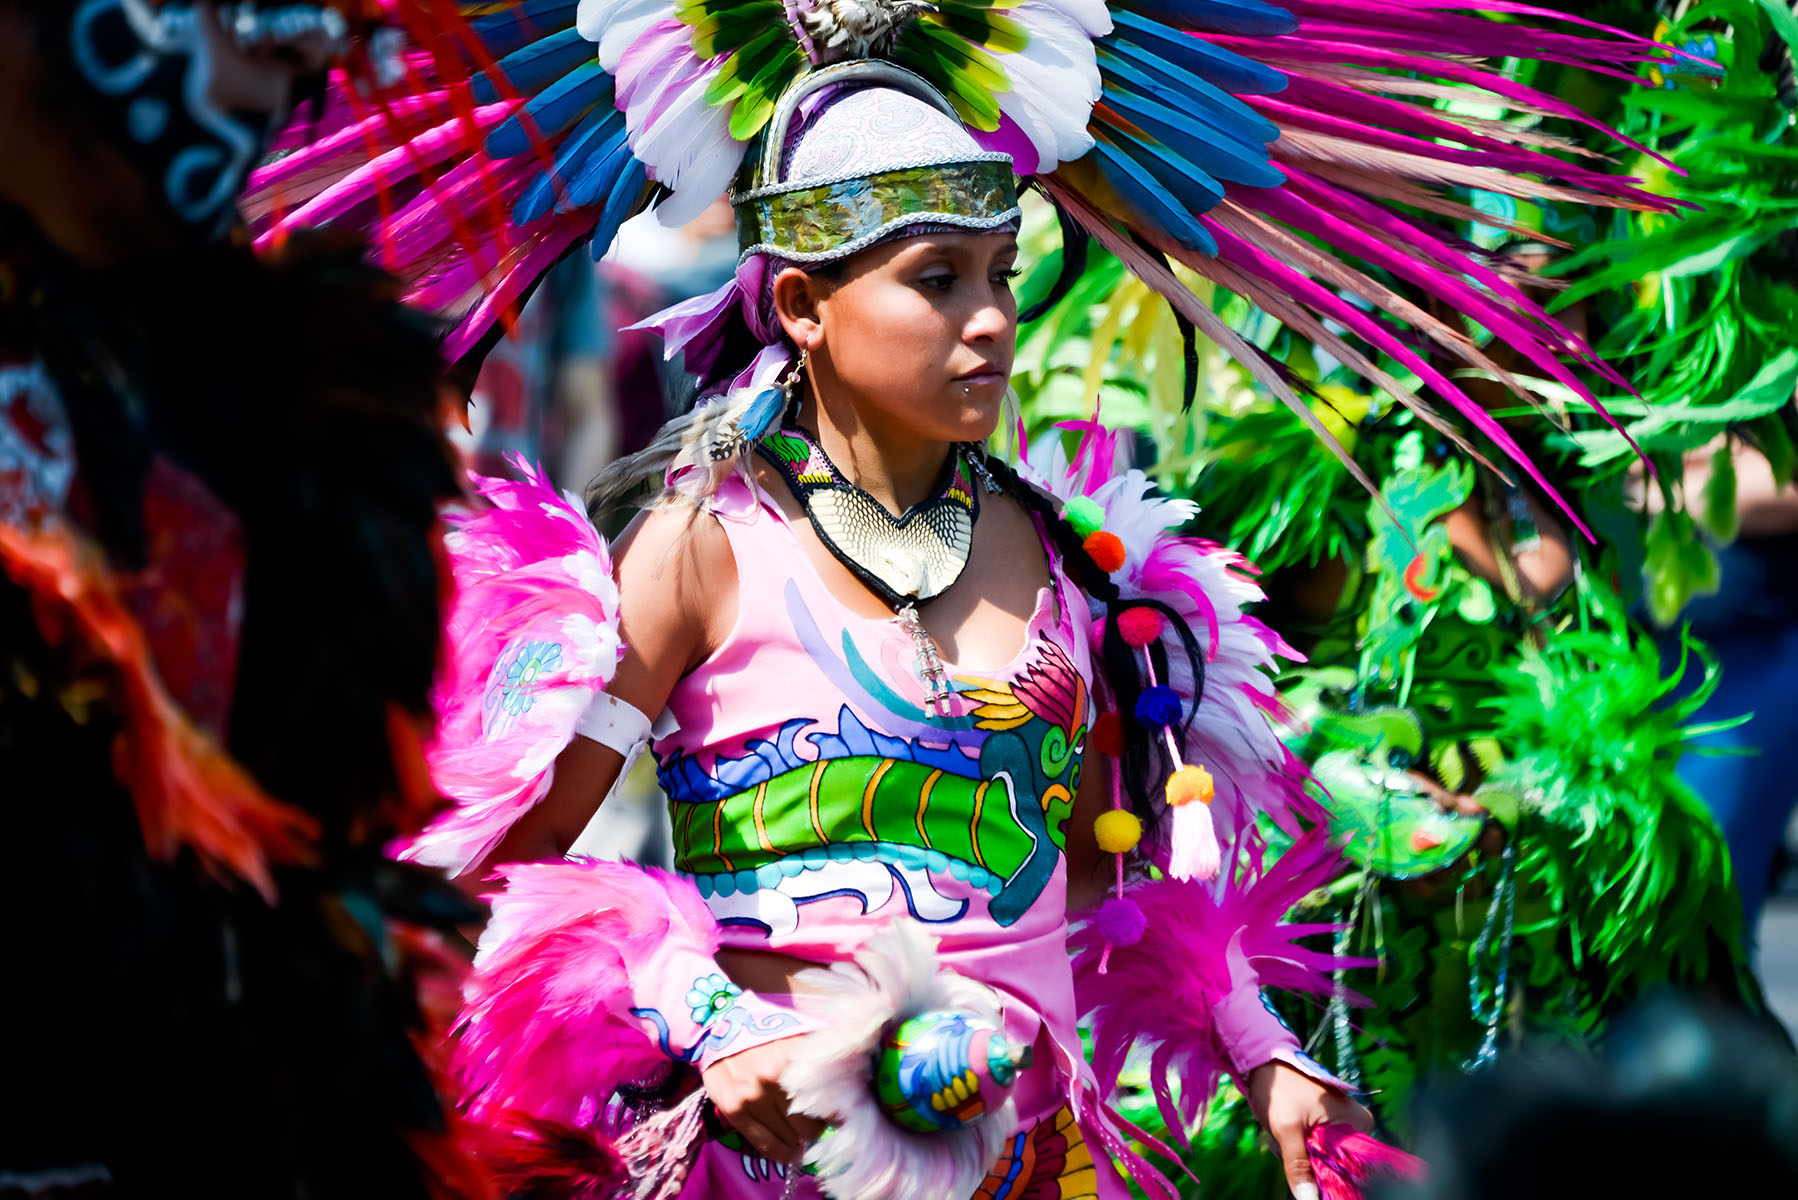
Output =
[{"x1": 1167, "y1": 796, "x2": 1221, "y2": 882}]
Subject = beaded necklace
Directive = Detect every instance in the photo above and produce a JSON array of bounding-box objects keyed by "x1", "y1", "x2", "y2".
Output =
[{"x1": 755, "y1": 425, "x2": 1002, "y2": 715}]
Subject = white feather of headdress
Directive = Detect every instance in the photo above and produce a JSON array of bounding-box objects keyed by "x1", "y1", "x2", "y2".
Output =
[
  {"x1": 782, "y1": 921, "x2": 1020, "y2": 1200},
  {"x1": 996, "y1": 0, "x2": 1102, "y2": 171},
  {"x1": 577, "y1": 0, "x2": 673, "y2": 70},
  {"x1": 1033, "y1": 0, "x2": 1113, "y2": 37},
  {"x1": 633, "y1": 73, "x2": 745, "y2": 226}
]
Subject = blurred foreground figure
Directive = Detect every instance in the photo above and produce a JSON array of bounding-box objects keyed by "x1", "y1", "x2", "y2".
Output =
[
  {"x1": 0, "y1": 4, "x2": 485, "y2": 1196},
  {"x1": 1400, "y1": 995, "x2": 1798, "y2": 1199}
]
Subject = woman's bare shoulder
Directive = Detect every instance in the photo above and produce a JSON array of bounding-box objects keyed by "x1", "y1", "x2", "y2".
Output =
[{"x1": 612, "y1": 497, "x2": 739, "y2": 656}]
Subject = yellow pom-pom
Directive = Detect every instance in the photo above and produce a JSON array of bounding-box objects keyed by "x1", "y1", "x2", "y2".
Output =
[
  {"x1": 1166, "y1": 764, "x2": 1215, "y2": 807},
  {"x1": 1094, "y1": 809, "x2": 1143, "y2": 855}
]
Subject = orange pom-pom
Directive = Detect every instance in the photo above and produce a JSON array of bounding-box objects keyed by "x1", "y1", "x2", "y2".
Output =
[
  {"x1": 1091, "y1": 711, "x2": 1125, "y2": 757},
  {"x1": 1083, "y1": 530, "x2": 1126, "y2": 573},
  {"x1": 1166, "y1": 764, "x2": 1215, "y2": 807}
]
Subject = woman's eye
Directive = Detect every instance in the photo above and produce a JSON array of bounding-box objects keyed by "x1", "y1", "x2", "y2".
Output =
[
  {"x1": 919, "y1": 274, "x2": 956, "y2": 291},
  {"x1": 994, "y1": 267, "x2": 1022, "y2": 286}
]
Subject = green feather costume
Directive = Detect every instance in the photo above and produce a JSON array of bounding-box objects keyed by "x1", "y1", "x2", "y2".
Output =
[{"x1": 1010, "y1": 3, "x2": 1788, "y2": 1188}]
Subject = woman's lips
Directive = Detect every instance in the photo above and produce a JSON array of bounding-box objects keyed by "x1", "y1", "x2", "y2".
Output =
[{"x1": 955, "y1": 369, "x2": 1010, "y2": 387}]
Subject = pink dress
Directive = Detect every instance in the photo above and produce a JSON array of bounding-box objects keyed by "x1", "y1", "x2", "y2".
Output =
[{"x1": 652, "y1": 469, "x2": 1125, "y2": 1197}]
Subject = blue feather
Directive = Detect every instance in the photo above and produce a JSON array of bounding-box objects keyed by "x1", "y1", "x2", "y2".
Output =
[
  {"x1": 589, "y1": 158, "x2": 650, "y2": 260},
  {"x1": 468, "y1": 1, "x2": 581, "y2": 60},
  {"x1": 564, "y1": 119, "x2": 633, "y2": 211},
  {"x1": 1097, "y1": 40, "x2": 1279, "y2": 144},
  {"x1": 1121, "y1": 0, "x2": 1296, "y2": 37},
  {"x1": 485, "y1": 61, "x2": 614, "y2": 159},
  {"x1": 1111, "y1": 11, "x2": 1287, "y2": 95},
  {"x1": 1106, "y1": 88, "x2": 1282, "y2": 188},
  {"x1": 1093, "y1": 141, "x2": 1220, "y2": 255},
  {"x1": 1108, "y1": 133, "x2": 1227, "y2": 217},
  {"x1": 471, "y1": 27, "x2": 595, "y2": 105},
  {"x1": 737, "y1": 387, "x2": 787, "y2": 445},
  {"x1": 511, "y1": 106, "x2": 620, "y2": 225}
]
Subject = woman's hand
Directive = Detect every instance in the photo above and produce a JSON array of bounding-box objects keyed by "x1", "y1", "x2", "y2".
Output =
[
  {"x1": 1245, "y1": 1061, "x2": 1375, "y2": 1200},
  {"x1": 701, "y1": 1037, "x2": 827, "y2": 1164}
]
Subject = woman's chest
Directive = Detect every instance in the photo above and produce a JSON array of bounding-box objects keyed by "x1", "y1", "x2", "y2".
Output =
[{"x1": 658, "y1": 579, "x2": 1093, "y2": 931}]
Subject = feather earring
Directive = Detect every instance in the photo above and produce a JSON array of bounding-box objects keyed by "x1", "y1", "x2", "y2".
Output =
[{"x1": 708, "y1": 350, "x2": 806, "y2": 462}]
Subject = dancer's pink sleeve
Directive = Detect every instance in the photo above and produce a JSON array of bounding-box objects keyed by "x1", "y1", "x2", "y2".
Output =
[
  {"x1": 456, "y1": 858, "x2": 813, "y2": 1129},
  {"x1": 391, "y1": 460, "x2": 628, "y2": 876},
  {"x1": 1071, "y1": 828, "x2": 1363, "y2": 1140}
]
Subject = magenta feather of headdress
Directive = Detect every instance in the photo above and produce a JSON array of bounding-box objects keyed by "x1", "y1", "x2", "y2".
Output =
[
  {"x1": 454, "y1": 859, "x2": 717, "y2": 1128},
  {"x1": 243, "y1": 0, "x2": 1682, "y2": 501},
  {"x1": 391, "y1": 458, "x2": 623, "y2": 876},
  {"x1": 1071, "y1": 825, "x2": 1362, "y2": 1138},
  {"x1": 1023, "y1": 421, "x2": 1320, "y2": 840}
]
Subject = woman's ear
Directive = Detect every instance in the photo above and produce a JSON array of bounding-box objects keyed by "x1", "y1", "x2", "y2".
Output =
[{"x1": 771, "y1": 266, "x2": 826, "y2": 352}]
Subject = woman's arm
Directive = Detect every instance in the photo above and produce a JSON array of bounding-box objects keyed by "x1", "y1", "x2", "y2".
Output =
[
  {"x1": 1444, "y1": 489, "x2": 1573, "y2": 602},
  {"x1": 1063, "y1": 745, "x2": 1118, "y2": 916},
  {"x1": 481, "y1": 503, "x2": 738, "y2": 869},
  {"x1": 1064, "y1": 736, "x2": 1374, "y2": 1193}
]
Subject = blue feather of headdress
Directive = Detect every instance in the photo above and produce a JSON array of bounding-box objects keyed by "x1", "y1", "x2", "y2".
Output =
[
  {"x1": 485, "y1": 61, "x2": 613, "y2": 159},
  {"x1": 511, "y1": 106, "x2": 623, "y2": 224},
  {"x1": 565, "y1": 119, "x2": 634, "y2": 211},
  {"x1": 1107, "y1": 88, "x2": 1282, "y2": 188},
  {"x1": 468, "y1": 0, "x2": 582, "y2": 59},
  {"x1": 1119, "y1": 0, "x2": 1297, "y2": 37},
  {"x1": 1111, "y1": 11, "x2": 1287, "y2": 95},
  {"x1": 471, "y1": 27, "x2": 595, "y2": 105},
  {"x1": 590, "y1": 158, "x2": 649, "y2": 260},
  {"x1": 1093, "y1": 141, "x2": 1220, "y2": 255},
  {"x1": 1108, "y1": 135, "x2": 1227, "y2": 218},
  {"x1": 1097, "y1": 40, "x2": 1279, "y2": 143}
]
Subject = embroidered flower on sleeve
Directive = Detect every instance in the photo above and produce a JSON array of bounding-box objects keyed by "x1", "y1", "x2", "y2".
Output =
[{"x1": 687, "y1": 973, "x2": 742, "y2": 1025}]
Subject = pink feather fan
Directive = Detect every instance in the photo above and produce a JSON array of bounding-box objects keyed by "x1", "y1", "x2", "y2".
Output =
[
  {"x1": 1071, "y1": 826, "x2": 1361, "y2": 1139},
  {"x1": 454, "y1": 859, "x2": 715, "y2": 1129},
  {"x1": 1309, "y1": 1123, "x2": 1427, "y2": 1199},
  {"x1": 393, "y1": 458, "x2": 623, "y2": 875}
]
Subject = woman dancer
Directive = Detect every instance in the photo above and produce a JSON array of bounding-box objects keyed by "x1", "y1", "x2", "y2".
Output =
[
  {"x1": 416, "y1": 69, "x2": 1378, "y2": 1200},
  {"x1": 265, "y1": 1, "x2": 1690, "y2": 1193}
]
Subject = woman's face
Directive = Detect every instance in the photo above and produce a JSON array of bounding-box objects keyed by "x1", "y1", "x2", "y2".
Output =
[{"x1": 777, "y1": 230, "x2": 1020, "y2": 445}]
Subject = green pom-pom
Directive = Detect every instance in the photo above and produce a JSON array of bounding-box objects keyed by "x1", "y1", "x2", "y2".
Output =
[{"x1": 1064, "y1": 496, "x2": 1104, "y2": 537}]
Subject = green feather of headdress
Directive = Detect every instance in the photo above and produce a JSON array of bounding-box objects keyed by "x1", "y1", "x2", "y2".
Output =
[
  {"x1": 698, "y1": 22, "x2": 806, "y2": 138},
  {"x1": 931, "y1": 1, "x2": 1031, "y2": 56},
  {"x1": 893, "y1": 20, "x2": 1009, "y2": 129}
]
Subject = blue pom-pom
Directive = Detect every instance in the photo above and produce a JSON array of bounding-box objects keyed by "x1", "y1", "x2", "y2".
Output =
[
  {"x1": 1097, "y1": 897, "x2": 1147, "y2": 947},
  {"x1": 1134, "y1": 685, "x2": 1183, "y2": 728}
]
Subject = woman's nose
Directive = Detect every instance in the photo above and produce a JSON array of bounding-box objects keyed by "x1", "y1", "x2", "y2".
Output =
[{"x1": 963, "y1": 291, "x2": 1013, "y2": 344}]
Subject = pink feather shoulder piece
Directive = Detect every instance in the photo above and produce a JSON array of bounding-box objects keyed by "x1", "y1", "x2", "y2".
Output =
[
  {"x1": 393, "y1": 458, "x2": 624, "y2": 875},
  {"x1": 1019, "y1": 422, "x2": 1318, "y2": 842}
]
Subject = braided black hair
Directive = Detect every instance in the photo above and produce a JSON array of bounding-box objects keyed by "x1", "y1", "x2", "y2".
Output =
[{"x1": 979, "y1": 452, "x2": 1208, "y2": 841}]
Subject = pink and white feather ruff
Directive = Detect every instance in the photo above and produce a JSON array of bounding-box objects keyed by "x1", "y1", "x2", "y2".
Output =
[
  {"x1": 1022, "y1": 421, "x2": 1318, "y2": 844},
  {"x1": 394, "y1": 458, "x2": 624, "y2": 875},
  {"x1": 782, "y1": 920, "x2": 1020, "y2": 1200}
]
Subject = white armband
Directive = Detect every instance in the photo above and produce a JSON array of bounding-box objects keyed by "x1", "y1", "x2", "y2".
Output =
[{"x1": 574, "y1": 692, "x2": 654, "y2": 757}]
